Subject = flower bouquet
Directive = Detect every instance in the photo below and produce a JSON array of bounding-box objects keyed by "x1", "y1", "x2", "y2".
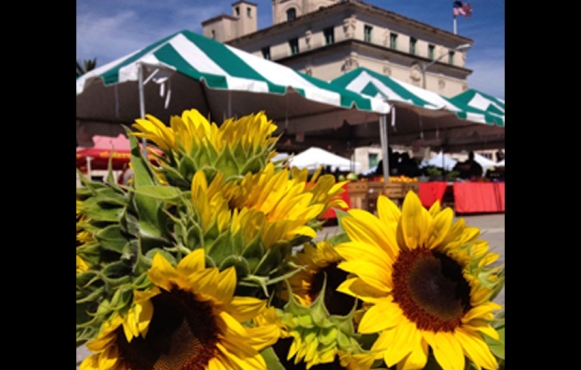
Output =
[{"x1": 76, "y1": 109, "x2": 504, "y2": 370}]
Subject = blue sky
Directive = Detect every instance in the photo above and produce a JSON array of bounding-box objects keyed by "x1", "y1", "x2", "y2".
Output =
[{"x1": 77, "y1": 0, "x2": 504, "y2": 99}]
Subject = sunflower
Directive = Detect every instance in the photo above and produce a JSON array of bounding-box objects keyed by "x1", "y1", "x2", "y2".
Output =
[
  {"x1": 335, "y1": 192, "x2": 502, "y2": 370},
  {"x1": 132, "y1": 110, "x2": 279, "y2": 187},
  {"x1": 222, "y1": 162, "x2": 325, "y2": 248},
  {"x1": 80, "y1": 249, "x2": 280, "y2": 370},
  {"x1": 286, "y1": 240, "x2": 355, "y2": 315}
]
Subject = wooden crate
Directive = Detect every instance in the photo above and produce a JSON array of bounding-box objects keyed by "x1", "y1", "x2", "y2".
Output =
[
  {"x1": 383, "y1": 183, "x2": 406, "y2": 200},
  {"x1": 347, "y1": 181, "x2": 418, "y2": 212},
  {"x1": 347, "y1": 182, "x2": 368, "y2": 210}
]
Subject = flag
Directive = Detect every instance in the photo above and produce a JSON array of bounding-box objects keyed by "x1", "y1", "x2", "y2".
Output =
[{"x1": 453, "y1": 1, "x2": 473, "y2": 18}]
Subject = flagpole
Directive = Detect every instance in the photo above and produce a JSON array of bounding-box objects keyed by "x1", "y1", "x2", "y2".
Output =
[{"x1": 453, "y1": 16, "x2": 457, "y2": 34}]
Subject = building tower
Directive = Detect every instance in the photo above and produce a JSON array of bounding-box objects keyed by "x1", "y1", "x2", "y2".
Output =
[{"x1": 272, "y1": 0, "x2": 339, "y2": 24}]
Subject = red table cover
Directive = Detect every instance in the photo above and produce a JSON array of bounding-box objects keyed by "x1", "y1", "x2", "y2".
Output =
[
  {"x1": 418, "y1": 182, "x2": 448, "y2": 208},
  {"x1": 453, "y1": 182, "x2": 505, "y2": 214}
]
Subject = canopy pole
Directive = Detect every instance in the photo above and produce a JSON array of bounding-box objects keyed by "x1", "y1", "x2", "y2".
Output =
[
  {"x1": 87, "y1": 157, "x2": 93, "y2": 180},
  {"x1": 137, "y1": 63, "x2": 148, "y2": 157},
  {"x1": 379, "y1": 113, "x2": 390, "y2": 183},
  {"x1": 228, "y1": 91, "x2": 232, "y2": 118}
]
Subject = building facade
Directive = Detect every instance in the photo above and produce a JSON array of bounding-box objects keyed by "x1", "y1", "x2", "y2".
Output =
[
  {"x1": 201, "y1": 1, "x2": 501, "y2": 170},
  {"x1": 202, "y1": 0, "x2": 473, "y2": 97}
]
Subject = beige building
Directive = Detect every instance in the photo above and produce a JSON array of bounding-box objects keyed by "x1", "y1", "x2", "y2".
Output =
[
  {"x1": 201, "y1": 1, "x2": 502, "y2": 169},
  {"x1": 202, "y1": 0, "x2": 473, "y2": 97}
]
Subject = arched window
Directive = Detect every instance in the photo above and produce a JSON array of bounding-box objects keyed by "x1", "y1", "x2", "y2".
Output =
[{"x1": 287, "y1": 8, "x2": 296, "y2": 21}]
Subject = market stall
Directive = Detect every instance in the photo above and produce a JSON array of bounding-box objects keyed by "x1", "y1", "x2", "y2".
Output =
[
  {"x1": 76, "y1": 134, "x2": 160, "y2": 171},
  {"x1": 76, "y1": 30, "x2": 390, "y2": 145}
]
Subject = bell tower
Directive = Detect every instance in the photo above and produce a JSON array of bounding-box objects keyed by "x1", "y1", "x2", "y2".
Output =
[{"x1": 272, "y1": 0, "x2": 339, "y2": 24}]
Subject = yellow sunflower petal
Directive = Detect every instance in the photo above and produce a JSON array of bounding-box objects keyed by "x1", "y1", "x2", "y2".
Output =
[
  {"x1": 335, "y1": 241, "x2": 395, "y2": 271},
  {"x1": 343, "y1": 210, "x2": 398, "y2": 259},
  {"x1": 176, "y1": 248, "x2": 206, "y2": 277},
  {"x1": 244, "y1": 325, "x2": 282, "y2": 351},
  {"x1": 337, "y1": 260, "x2": 392, "y2": 293},
  {"x1": 336, "y1": 277, "x2": 387, "y2": 303},
  {"x1": 207, "y1": 357, "x2": 230, "y2": 370},
  {"x1": 455, "y1": 328, "x2": 498, "y2": 370},
  {"x1": 396, "y1": 338, "x2": 428, "y2": 370},
  {"x1": 381, "y1": 319, "x2": 422, "y2": 367},
  {"x1": 358, "y1": 299, "x2": 404, "y2": 333},
  {"x1": 227, "y1": 296, "x2": 267, "y2": 322},
  {"x1": 79, "y1": 354, "x2": 100, "y2": 370},
  {"x1": 400, "y1": 191, "x2": 431, "y2": 249},
  {"x1": 462, "y1": 302, "x2": 502, "y2": 323},
  {"x1": 213, "y1": 267, "x2": 237, "y2": 303},
  {"x1": 147, "y1": 253, "x2": 178, "y2": 292},
  {"x1": 427, "y1": 207, "x2": 454, "y2": 249},
  {"x1": 428, "y1": 200, "x2": 441, "y2": 216},
  {"x1": 376, "y1": 194, "x2": 402, "y2": 233},
  {"x1": 187, "y1": 268, "x2": 220, "y2": 297},
  {"x1": 98, "y1": 344, "x2": 119, "y2": 370},
  {"x1": 216, "y1": 343, "x2": 267, "y2": 370},
  {"x1": 422, "y1": 331, "x2": 465, "y2": 370},
  {"x1": 463, "y1": 320, "x2": 499, "y2": 341}
]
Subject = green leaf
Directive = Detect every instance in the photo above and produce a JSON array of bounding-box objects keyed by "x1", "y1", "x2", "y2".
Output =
[
  {"x1": 335, "y1": 209, "x2": 352, "y2": 234},
  {"x1": 81, "y1": 203, "x2": 122, "y2": 222},
  {"x1": 132, "y1": 185, "x2": 181, "y2": 202},
  {"x1": 219, "y1": 255, "x2": 251, "y2": 278},
  {"x1": 160, "y1": 164, "x2": 190, "y2": 189},
  {"x1": 206, "y1": 230, "x2": 235, "y2": 263},
  {"x1": 145, "y1": 248, "x2": 177, "y2": 265},
  {"x1": 318, "y1": 326, "x2": 338, "y2": 345},
  {"x1": 260, "y1": 346, "x2": 286, "y2": 370},
  {"x1": 484, "y1": 326, "x2": 505, "y2": 360},
  {"x1": 240, "y1": 153, "x2": 265, "y2": 176},
  {"x1": 254, "y1": 247, "x2": 283, "y2": 276},
  {"x1": 327, "y1": 231, "x2": 351, "y2": 246},
  {"x1": 178, "y1": 155, "x2": 197, "y2": 184},
  {"x1": 94, "y1": 187, "x2": 127, "y2": 206},
  {"x1": 95, "y1": 225, "x2": 127, "y2": 253},
  {"x1": 241, "y1": 233, "x2": 266, "y2": 273},
  {"x1": 126, "y1": 127, "x2": 156, "y2": 187},
  {"x1": 213, "y1": 145, "x2": 240, "y2": 178},
  {"x1": 133, "y1": 193, "x2": 164, "y2": 237}
]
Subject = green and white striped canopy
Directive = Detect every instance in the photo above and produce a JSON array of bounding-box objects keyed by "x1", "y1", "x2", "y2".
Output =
[
  {"x1": 331, "y1": 67, "x2": 503, "y2": 126},
  {"x1": 447, "y1": 89, "x2": 505, "y2": 124},
  {"x1": 77, "y1": 30, "x2": 390, "y2": 138},
  {"x1": 328, "y1": 67, "x2": 504, "y2": 151}
]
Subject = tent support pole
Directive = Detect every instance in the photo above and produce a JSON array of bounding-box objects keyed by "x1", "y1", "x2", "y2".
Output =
[
  {"x1": 228, "y1": 91, "x2": 232, "y2": 118},
  {"x1": 87, "y1": 157, "x2": 93, "y2": 180},
  {"x1": 379, "y1": 113, "x2": 390, "y2": 183},
  {"x1": 137, "y1": 63, "x2": 148, "y2": 157}
]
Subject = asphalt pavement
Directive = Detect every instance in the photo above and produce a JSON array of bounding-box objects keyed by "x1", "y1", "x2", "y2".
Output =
[{"x1": 76, "y1": 213, "x2": 505, "y2": 368}]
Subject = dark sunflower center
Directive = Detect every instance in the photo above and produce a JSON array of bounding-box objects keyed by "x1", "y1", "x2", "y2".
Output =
[
  {"x1": 392, "y1": 248, "x2": 471, "y2": 332},
  {"x1": 116, "y1": 288, "x2": 219, "y2": 370},
  {"x1": 310, "y1": 263, "x2": 357, "y2": 316}
]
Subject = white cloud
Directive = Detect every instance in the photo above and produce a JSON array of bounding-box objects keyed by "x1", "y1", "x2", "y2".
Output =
[
  {"x1": 76, "y1": 4, "x2": 226, "y2": 64},
  {"x1": 76, "y1": 11, "x2": 150, "y2": 62}
]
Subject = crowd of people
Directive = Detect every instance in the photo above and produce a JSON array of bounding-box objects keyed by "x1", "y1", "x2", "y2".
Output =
[{"x1": 373, "y1": 147, "x2": 423, "y2": 178}]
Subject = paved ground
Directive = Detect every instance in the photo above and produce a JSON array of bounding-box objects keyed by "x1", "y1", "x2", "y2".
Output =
[{"x1": 76, "y1": 213, "x2": 504, "y2": 367}]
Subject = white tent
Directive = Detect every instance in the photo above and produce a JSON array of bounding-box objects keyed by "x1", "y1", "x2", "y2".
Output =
[
  {"x1": 473, "y1": 153, "x2": 498, "y2": 176},
  {"x1": 288, "y1": 147, "x2": 362, "y2": 173},
  {"x1": 421, "y1": 151, "x2": 458, "y2": 171}
]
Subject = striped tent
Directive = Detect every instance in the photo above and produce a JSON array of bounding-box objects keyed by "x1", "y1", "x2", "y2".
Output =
[
  {"x1": 329, "y1": 67, "x2": 504, "y2": 151},
  {"x1": 447, "y1": 89, "x2": 505, "y2": 124},
  {"x1": 76, "y1": 30, "x2": 390, "y2": 142},
  {"x1": 331, "y1": 67, "x2": 503, "y2": 126}
]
